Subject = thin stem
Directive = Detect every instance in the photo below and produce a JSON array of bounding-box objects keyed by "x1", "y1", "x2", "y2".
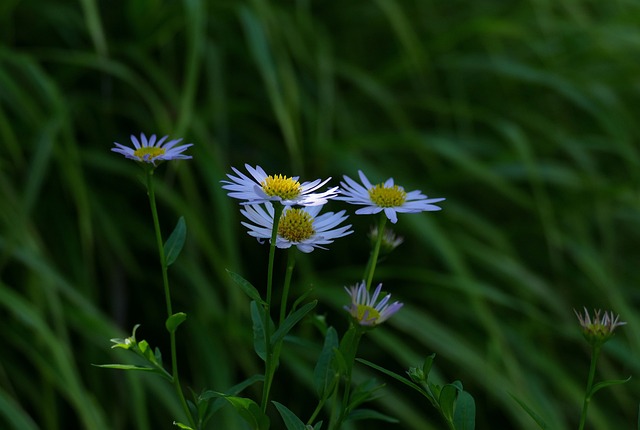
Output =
[
  {"x1": 261, "y1": 203, "x2": 284, "y2": 413},
  {"x1": 365, "y1": 215, "x2": 387, "y2": 291},
  {"x1": 279, "y1": 249, "x2": 297, "y2": 325},
  {"x1": 146, "y1": 169, "x2": 195, "y2": 429},
  {"x1": 578, "y1": 344, "x2": 602, "y2": 430},
  {"x1": 332, "y1": 327, "x2": 364, "y2": 430}
]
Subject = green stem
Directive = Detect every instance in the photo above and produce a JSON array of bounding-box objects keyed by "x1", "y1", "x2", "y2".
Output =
[
  {"x1": 578, "y1": 344, "x2": 602, "y2": 430},
  {"x1": 146, "y1": 168, "x2": 195, "y2": 429},
  {"x1": 331, "y1": 327, "x2": 364, "y2": 430},
  {"x1": 365, "y1": 215, "x2": 387, "y2": 291},
  {"x1": 279, "y1": 250, "x2": 297, "y2": 325},
  {"x1": 261, "y1": 203, "x2": 284, "y2": 413}
]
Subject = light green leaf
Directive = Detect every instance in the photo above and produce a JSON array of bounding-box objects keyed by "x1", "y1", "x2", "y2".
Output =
[
  {"x1": 166, "y1": 312, "x2": 187, "y2": 333},
  {"x1": 453, "y1": 390, "x2": 476, "y2": 430},
  {"x1": 164, "y1": 216, "x2": 186, "y2": 266},
  {"x1": 223, "y1": 396, "x2": 270, "y2": 430},
  {"x1": 173, "y1": 421, "x2": 194, "y2": 429},
  {"x1": 227, "y1": 270, "x2": 266, "y2": 306},
  {"x1": 273, "y1": 401, "x2": 307, "y2": 430},
  {"x1": 439, "y1": 383, "x2": 458, "y2": 424}
]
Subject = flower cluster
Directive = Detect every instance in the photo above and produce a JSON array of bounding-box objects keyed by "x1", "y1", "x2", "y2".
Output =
[
  {"x1": 220, "y1": 164, "x2": 445, "y2": 326},
  {"x1": 111, "y1": 136, "x2": 444, "y2": 326}
]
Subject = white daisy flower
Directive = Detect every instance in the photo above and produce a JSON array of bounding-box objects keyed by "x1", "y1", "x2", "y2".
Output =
[
  {"x1": 222, "y1": 164, "x2": 338, "y2": 206},
  {"x1": 344, "y1": 282, "x2": 403, "y2": 326},
  {"x1": 336, "y1": 170, "x2": 445, "y2": 224},
  {"x1": 240, "y1": 202, "x2": 352, "y2": 253},
  {"x1": 112, "y1": 133, "x2": 193, "y2": 165}
]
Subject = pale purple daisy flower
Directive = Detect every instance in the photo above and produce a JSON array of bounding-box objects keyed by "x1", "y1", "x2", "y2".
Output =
[
  {"x1": 240, "y1": 202, "x2": 352, "y2": 253},
  {"x1": 574, "y1": 307, "x2": 626, "y2": 346},
  {"x1": 336, "y1": 170, "x2": 445, "y2": 224},
  {"x1": 344, "y1": 282, "x2": 403, "y2": 326},
  {"x1": 112, "y1": 133, "x2": 193, "y2": 165},
  {"x1": 222, "y1": 164, "x2": 338, "y2": 206}
]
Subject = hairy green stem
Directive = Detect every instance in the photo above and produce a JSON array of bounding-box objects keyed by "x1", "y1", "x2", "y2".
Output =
[
  {"x1": 279, "y1": 250, "x2": 297, "y2": 325},
  {"x1": 365, "y1": 215, "x2": 387, "y2": 291},
  {"x1": 578, "y1": 344, "x2": 602, "y2": 430},
  {"x1": 146, "y1": 168, "x2": 195, "y2": 428},
  {"x1": 261, "y1": 203, "x2": 284, "y2": 413}
]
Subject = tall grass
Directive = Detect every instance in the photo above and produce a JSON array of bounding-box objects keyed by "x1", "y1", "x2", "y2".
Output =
[{"x1": 1, "y1": 0, "x2": 639, "y2": 428}]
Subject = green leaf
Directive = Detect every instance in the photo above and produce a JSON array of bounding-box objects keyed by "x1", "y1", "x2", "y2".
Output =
[
  {"x1": 439, "y1": 383, "x2": 459, "y2": 424},
  {"x1": 164, "y1": 216, "x2": 186, "y2": 266},
  {"x1": 453, "y1": 390, "x2": 476, "y2": 430},
  {"x1": 345, "y1": 408, "x2": 399, "y2": 423},
  {"x1": 273, "y1": 401, "x2": 307, "y2": 430},
  {"x1": 589, "y1": 376, "x2": 632, "y2": 397},
  {"x1": 250, "y1": 301, "x2": 267, "y2": 361},
  {"x1": 222, "y1": 396, "x2": 270, "y2": 430},
  {"x1": 508, "y1": 393, "x2": 547, "y2": 429},
  {"x1": 173, "y1": 422, "x2": 194, "y2": 429},
  {"x1": 271, "y1": 301, "x2": 317, "y2": 346},
  {"x1": 93, "y1": 364, "x2": 157, "y2": 372},
  {"x1": 166, "y1": 312, "x2": 187, "y2": 333},
  {"x1": 313, "y1": 326, "x2": 339, "y2": 398},
  {"x1": 348, "y1": 379, "x2": 386, "y2": 410},
  {"x1": 422, "y1": 353, "x2": 436, "y2": 380},
  {"x1": 227, "y1": 270, "x2": 266, "y2": 306},
  {"x1": 355, "y1": 358, "x2": 429, "y2": 400}
]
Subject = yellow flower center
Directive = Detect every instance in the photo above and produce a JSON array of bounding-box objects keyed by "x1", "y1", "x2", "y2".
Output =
[
  {"x1": 278, "y1": 209, "x2": 315, "y2": 242},
  {"x1": 368, "y1": 184, "x2": 406, "y2": 207},
  {"x1": 134, "y1": 147, "x2": 166, "y2": 161},
  {"x1": 261, "y1": 175, "x2": 302, "y2": 200},
  {"x1": 356, "y1": 304, "x2": 381, "y2": 323}
]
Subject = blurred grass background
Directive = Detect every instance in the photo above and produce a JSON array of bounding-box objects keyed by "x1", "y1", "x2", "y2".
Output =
[{"x1": 1, "y1": 0, "x2": 639, "y2": 428}]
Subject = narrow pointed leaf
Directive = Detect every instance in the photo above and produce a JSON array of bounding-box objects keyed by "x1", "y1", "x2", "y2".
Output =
[
  {"x1": 273, "y1": 401, "x2": 307, "y2": 430},
  {"x1": 164, "y1": 216, "x2": 186, "y2": 266},
  {"x1": 227, "y1": 270, "x2": 266, "y2": 306},
  {"x1": 271, "y1": 301, "x2": 317, "y2": 346},
  {"x1": 589, "y1": 376, "x2": 632, "y2": 397},
  {"x1": 251, "y1": 301, "x2": 267, "y2": 361},
  {"x1": 509, "y1": 393, "x2": 548, "y2": 429},
  {"x1": 356, "y1": 358, "x2": 428, "y2": 398},
  {"x1": 314, "y1": 326, "x2": 339, "y2": 398}
]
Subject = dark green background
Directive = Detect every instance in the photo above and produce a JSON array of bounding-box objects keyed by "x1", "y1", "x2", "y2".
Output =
[{"x1": 1, "y1": 0, "x2": 639, "y2": 428}]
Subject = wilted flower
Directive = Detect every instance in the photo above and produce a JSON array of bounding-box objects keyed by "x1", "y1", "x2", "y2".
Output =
[
  {"x1": 111, "y1": 133, "x2": 193, "y2": 165},
  {"x1": 574, "y1": 307, "x2": 626, "y2": 347},
  {"x1": 222, "y1": 164, "x2": 338, "y2": 206},
  {"x1": 344, "y1": 282, "x2": 403, "y2": 326},
  {"x1": 336, "y1": 170, "x2": 445, "y2": 224},
  {"x1": 240, "y1": 202, "x2": 352, "y2": 253}
]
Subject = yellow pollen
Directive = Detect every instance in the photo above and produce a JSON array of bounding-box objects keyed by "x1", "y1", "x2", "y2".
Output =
[
  {"x1": 356, "y1": 304, "x2": 381, "y2": 322},
  {"x1": 261, "y1": 175, "x2": 302, "y2": 200},
  {"x1": 278, "y1": 209, "x2": 315, "y2": 242},
  {"x1": 134, "y1": 147, "x2": 165, "y2": 160},
  {"x1": 368, "y1": 184, "x2": 406, "y2": 207}
]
